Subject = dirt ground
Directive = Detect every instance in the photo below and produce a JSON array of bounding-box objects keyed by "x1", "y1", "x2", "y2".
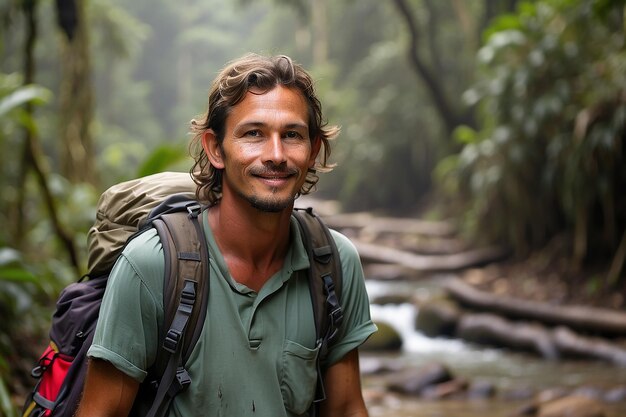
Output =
[{"x1": 460, "y1": 251, "x2": 625, "y2": 311}]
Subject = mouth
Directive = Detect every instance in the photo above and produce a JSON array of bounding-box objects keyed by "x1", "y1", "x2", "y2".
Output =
[
  {"x1": 251, "y1": 168, "x2": 298, "y2": 185},
  {"x1": 255, "y1": 174, "x2": 293, "y2": 188}
]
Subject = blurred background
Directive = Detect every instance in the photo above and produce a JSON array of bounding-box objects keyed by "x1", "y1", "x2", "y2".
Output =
[{"x1": 1, "y1": 0, "x2": 625, "y2": 416}]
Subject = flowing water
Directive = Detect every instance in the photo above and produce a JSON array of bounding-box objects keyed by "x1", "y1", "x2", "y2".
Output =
[{"x1": 361, "y1": 277, "x2": 626, "y2": 417}]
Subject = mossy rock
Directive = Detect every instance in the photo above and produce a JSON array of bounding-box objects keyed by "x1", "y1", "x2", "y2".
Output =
[
  {"x1": 415, "y1": 299, "x2": 460, "y2": 337},
  {"x1": 361, "y1": 321, "x2": 403, "y2": 352}
]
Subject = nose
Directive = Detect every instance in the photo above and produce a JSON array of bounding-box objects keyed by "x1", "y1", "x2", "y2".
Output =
[{"x1": 264, "y1": 133, "x2": 287, "y2": 165}]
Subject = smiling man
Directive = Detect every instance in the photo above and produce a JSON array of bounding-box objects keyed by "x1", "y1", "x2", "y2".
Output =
[{"x1": 76, "y1": 54, "x2": 376, "y2": 417}]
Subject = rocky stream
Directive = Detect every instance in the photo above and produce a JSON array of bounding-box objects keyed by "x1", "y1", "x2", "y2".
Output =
[{"x1": 298, "y1": 198, "x2": 626, "y2": 417}]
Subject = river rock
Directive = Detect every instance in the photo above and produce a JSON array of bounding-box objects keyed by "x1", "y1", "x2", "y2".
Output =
[
  {"x1": 502, "y1": 385, "x2": 536, "y2": 401},
  {"x1": 415, "y1": 299, "x2": 461, "y2": 337},
  {"x1": 361, "y1": 321, "x2": 402, "y2": 352},
  {"x1": 372, "y1": 293, "x2": 414, "y2": 305},
  {"x1": 571, "y1": 386, "x2": 603, "y2": 400},
  {"x1": 359, "y1": 357, "x2": 404, "y2": 375},
  {"x1": 466, "y1": 379, "x2": 497, "y2": 399},
  {"x1": 421, "y1": 377, "x2": 468, "y2": 399},
  {"x1": 604, "y1": 385, "x2": 626, "y2": 402},
  {"x1": 514, "y1": 394, "x2": 607, "y2": 417},
  {"x1": 387, "y1": 362, "x2": 453, "y2": 396},
  {"x1": 536, "y1": 395, "x2": 606, "y2": 417}
]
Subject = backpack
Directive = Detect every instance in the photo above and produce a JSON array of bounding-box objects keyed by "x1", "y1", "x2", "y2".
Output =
[{"x1": 22, "y1": 171, "x2": 343, "y2": 417}]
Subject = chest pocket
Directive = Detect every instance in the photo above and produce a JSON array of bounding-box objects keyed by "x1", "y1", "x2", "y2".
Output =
[{"x1": 280, "y1": 339, "x2": 320, "y2": 414}]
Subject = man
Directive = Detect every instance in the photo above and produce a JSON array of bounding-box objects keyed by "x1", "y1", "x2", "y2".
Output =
[{"x1": 77, "y1": 53, "x2": 376, "y2": 417}]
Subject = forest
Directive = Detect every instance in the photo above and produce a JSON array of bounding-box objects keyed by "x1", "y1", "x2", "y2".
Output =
[{"x1": 1, "y1": 0, "x2": 625, "y2": 415}]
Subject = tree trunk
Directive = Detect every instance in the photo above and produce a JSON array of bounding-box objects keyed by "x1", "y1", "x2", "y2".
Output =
[
  {"x1": 15, "y1": 0, "x2": 40, "y2": 246},
  {"x1": 16, "y1": 0, "x2": 80, "y2": 273},
  {"x1": 451, "y1": 0, "x2": 476, "y2": 49},
  {"x1": 58, "y1": 0, "x2": 97, "y2": 185},
  {"x1": 390, "y1": 0, "x2": 475, "y2": 136}
]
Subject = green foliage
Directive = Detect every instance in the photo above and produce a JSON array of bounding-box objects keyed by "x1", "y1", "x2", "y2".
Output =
[
  {"x1": 1, "y1": 0, "x2": 624, "y2": 412},
  {"x1": 321, "y1": 0, "x2": 476, "y2": 213},
  {"x1": 440, "y1": 0, "x2": 626, "y2": 263},
  {"x1": 0, "y1": 84, "x2": 50, "y2": 117},
  {"x1": 137, "y1": 144, "x2": 190, "y2": 177},
  {"x1": 0, "y1": 377, "x2": 17, "y2": 417},
  {"x1": 0, "y1": 248, "x2": 53, "y2": 414}
]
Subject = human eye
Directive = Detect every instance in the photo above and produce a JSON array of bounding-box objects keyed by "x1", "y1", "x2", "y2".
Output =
[
  {"x1": 284, "y1": 131, "x2": 304, "y2": 140},
  {"x1": 245, "y1": 129, "x2": 262, "y2": 137}
]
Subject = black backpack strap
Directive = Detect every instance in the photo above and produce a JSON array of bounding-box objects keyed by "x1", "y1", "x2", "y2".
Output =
[
  {"x1": 141, "y1": 203, "x2": 209, "y2": 417},
  {"x1": 292, "y1": 207, "x2": 343, "y2": 406}
]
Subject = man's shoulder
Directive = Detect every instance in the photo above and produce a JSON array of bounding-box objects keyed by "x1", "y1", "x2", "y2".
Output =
[
  {"x1": 123, "y1": 227, "x2": 162, "y2": 259},
  {"x1": 328, "y1": 228, "x2": 359, "y2": 260},
  {"x1": 113, "y1": 227, "x2": 165, "y2": 289}
]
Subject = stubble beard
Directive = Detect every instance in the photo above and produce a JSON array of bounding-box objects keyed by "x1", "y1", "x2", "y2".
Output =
[
  {"x1": 244, "y1": 163, "x2": 300, "y2": 212},
  {"x1": 246, "y1": 191, "x2": 296, "y2": 213}
]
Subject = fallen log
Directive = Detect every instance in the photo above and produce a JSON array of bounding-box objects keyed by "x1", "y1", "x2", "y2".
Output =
[
  {"x1": 453, "y1": 313, "x2": 626, "y2": 365},
  {"x1": 456, "y1": 313, "x2": 559, "y2": 359},
  {"x1": 322, "y1": 212, "x2": 457, "y2": 237},
  {"x1": 353, "y1": 240, "x2": 508, "y2": 272},
  {"x1": 553, "y1": 326, "x2": 626, "y2": 366},
  {"x1": 445, "y1": 279, "x2": 626, "y2": 336}
]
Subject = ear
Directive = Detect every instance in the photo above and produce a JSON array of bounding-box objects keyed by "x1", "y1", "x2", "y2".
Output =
[
  {"x1": 202, "y1": 129, "x2": 225, "y2": 169},
  {"x1": 308, "y1": 136, "x2": 322, "y2": 168}
]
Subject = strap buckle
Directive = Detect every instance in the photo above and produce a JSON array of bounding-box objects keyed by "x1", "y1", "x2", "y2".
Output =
[
  {"x1": 163, "y1": 329, "x2": 181, "y2": 353},
  {"x1": 174, "y1": 367, "x2": 192, "y2": 392}
]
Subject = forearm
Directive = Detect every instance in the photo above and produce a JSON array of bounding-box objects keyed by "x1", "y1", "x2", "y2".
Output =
[
  {"x1": 75, "y1": 359, "x2": 139, "y2": 417},
  {"x1": 320, "y1": 403, "x2": 369, "y2": 417},
  {"x1": 318, "y1": 349, "x2": 369, "y2": 417}
]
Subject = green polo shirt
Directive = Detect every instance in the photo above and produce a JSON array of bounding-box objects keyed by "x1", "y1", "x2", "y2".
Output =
[{"x1": 88, "y1": 215, "x2": 376, "y2": 417}]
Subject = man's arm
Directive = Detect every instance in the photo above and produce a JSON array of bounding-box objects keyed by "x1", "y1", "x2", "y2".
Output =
[
  {"x1": 75, "y1": 359, "x2": 140, "y2": 417},
  {"x1": 319, "y1": 348, "x2": 369, "y2": 417}
]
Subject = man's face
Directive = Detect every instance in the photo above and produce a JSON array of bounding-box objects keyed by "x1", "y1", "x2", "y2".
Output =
[{"x1": 206, "y1": 85, "x2": 320, "y2": 212}]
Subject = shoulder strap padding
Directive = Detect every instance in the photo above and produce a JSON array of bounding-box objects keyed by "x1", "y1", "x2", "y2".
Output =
[
  {"x1": 292, "y1": 208, "x2": 343, "y2": 349},
  {"x1": 154, "y1": 209, "x2": 209, "y2": 367},
  {"x1": 135, "y1": 207, "x2": 209, "y2": 417}
]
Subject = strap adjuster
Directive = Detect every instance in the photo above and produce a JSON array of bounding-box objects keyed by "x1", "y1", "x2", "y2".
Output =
[
  {"x1": 180, "y1": 285, "x2": 196, "y2": 305},
  {"x1": 163, "y1": 329, "x2": 181, "y2": 353},
  {"x1": 174, "y1": 367, "x2": 192, "y2": 392},
  {"x1": 187, "y1": 204, "x2": 202, "y2": 218}
]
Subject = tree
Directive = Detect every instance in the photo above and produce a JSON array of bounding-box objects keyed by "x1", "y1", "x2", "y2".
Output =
[
  {"x1": 390, "y1": 0, "x2": 477, "y2": 137},
  {"x1": 56, "y1": 0, "x2": 98, "y2": 184},
  {"x1": 10, "y1": 0, "x2": 81, "y2": 271},
  {"x1": 389, "y1": 0, "x2": 524, "y2": 138},
  {"x1": 440, "y1": 0, "x2": 626, "y2": 286}
]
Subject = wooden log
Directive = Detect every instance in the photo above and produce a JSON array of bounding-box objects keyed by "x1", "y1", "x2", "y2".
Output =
[
  {"x1": 352, "y1": 240, "x2": 508, "y2": 272},
  {"x1": 553, "y1": 326, "x2": 626, "y2": 366},
  {"x1": 445, "y1": 279, "x2": 626, "y2": 336},
  {"x1": 322, "y1": 212, "x2": 457, "y2": 237},
  {"x1": 456, "y1": 313, "x2": 559, "y2": 359}
]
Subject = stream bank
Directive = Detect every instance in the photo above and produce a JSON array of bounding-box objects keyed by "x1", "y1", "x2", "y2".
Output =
[
  {"x1": 296, "y1": 198, "x2": 626, "y2": 417},
  {"x1": 360, "y1": 277, "x2": 626, "y2": 417}
]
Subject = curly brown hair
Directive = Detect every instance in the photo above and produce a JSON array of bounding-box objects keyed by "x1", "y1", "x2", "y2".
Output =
[{"x1": 189, "y1": 53, "x2": 340, "y2": 205}]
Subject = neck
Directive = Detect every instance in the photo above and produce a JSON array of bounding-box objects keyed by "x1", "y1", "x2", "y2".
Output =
[{"x1": 207, "y1": 194, "x2": 294, "y2": 291}]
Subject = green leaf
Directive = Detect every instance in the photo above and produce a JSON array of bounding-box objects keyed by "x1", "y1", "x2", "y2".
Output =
[
  {"x1": 0, "y1": 249, "x2": 38, "y2": 283},
  {"x1": 137, "y1": 145, "x2": 188, "y2": 177},
  {"x1": 0, "y1": 85, "x2": 51, "y2": 117},
  {"x1": 0, "y1": 376, "x2": 16, "y2": 417},
  {"x1": 0, "y1": 266, "x2": 38, "y2": 283},
  {"x1": 0, "y1": 248, "x2": 21, "y2": 266},
  {"x1": 453, "y1": 125, "x2": 479, "y2": 145}
]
